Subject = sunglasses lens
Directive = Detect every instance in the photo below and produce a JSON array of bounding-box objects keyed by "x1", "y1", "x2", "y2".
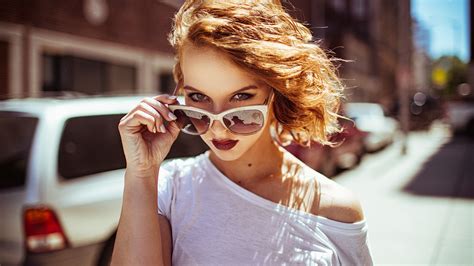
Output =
[
  {"x1": 223, "y1": 109, "x2": 265, "y2": 134},
  {"x1": 173, "y1": 109, "x2": 210, "y2": 135}
]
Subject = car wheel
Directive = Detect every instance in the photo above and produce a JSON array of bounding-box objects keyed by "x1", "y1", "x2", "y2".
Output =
[{"x1": 97, "y1": 233, "x2": 116, "y2": 266}]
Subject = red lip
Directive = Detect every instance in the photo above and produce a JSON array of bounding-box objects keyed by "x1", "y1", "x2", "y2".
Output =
[{"x1": 212, "y1": 139, "x2": 239, "y2": 150}]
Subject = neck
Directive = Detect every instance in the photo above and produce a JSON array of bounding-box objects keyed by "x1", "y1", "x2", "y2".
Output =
[{"x1": 208, "y1": 126, "x2": 286, "y2": 186}]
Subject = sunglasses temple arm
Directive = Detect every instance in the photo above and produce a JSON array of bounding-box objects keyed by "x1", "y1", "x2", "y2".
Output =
[
  {"x1": 172, "y1": 85, "x2": 179, "y2": 96},
  {"x1": 265, "y1": 89, "x2": 275, "y2": 104}
]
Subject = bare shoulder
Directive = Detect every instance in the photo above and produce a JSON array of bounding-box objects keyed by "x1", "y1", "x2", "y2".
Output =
[
  {"x1": 305, "y1": 166, "x2": 365, "y2": 223},
  {"x1": 286, "y1": 151, "x2": 365, "y2": 224},
  {"x1": 320, "y1": 180, "x2": 365, "y2": 223}
]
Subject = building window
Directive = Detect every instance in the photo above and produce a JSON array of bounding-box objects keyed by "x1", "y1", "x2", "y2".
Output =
[
  {"x1": 158, "y1": 72, "x2": 176, "y2": 95},
  {"x1": 42, "y1": 54, "x2": 136, "y2": 95},
  {"x1": 0, "y1": 40, "x2": 8, "y2": 98}
]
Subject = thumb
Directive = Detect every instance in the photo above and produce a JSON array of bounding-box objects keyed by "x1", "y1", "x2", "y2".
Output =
[{"x1": 167, "y1": 121, "x2": 181, "y2": 139}]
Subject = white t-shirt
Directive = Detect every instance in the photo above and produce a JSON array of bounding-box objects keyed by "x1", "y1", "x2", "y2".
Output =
[{"x1": 157, "y1": 151, "x2": 373, "y2": 266}]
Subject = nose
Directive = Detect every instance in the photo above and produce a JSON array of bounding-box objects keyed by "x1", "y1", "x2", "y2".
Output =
[{"x1": 209, "y1": 119, "x2": 229, "y2": 135}]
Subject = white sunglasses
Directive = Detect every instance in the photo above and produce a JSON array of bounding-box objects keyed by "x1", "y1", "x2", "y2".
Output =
[{"x1": 168, "y1": 91, "x2": 273, "y2": 135}]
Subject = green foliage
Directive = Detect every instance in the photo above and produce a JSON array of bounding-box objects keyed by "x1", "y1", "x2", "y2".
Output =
[{"x1": 431, "y1": 56, "x2": 467, "y2": 96}]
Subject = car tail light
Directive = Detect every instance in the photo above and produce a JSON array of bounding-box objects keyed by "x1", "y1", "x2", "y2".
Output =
[{"x1": 23, "y1": 205, "x2": 69, "y2": 253}]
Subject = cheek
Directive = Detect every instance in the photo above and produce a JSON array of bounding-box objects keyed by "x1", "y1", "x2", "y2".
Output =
[
  {"x1": 236, "y1": 130, "x2": 267, "y2": 149},
  {"x1": 199, "y1": 134, "x2": 212, "y2": 145}
]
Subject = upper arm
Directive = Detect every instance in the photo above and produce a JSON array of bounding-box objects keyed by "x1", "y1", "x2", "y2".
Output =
[
  {"x1": 317, "y1": 183, "x2": 365, "y2": 223},
  {"x1": 158, "y1": 214, "x2": 172, "y2": 266}
]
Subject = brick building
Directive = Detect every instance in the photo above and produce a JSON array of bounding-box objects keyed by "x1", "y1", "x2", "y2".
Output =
[
  {"x1": 412, "y1": 19, "x2": 431, "y2": 93},
  {"x1": 0, "y1": 0, "x2": 412, "y2": 110},
  {"x1": 0, "y1": 0, "x2": 183, "y2": 99},
  {"x1": 288, "y1": 0, "x2": 412, "y2": 114}
]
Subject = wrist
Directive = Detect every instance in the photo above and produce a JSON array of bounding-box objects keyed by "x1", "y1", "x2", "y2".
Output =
[{"x1": 125, "y1": 166, "x2": 159, "y2": 179}]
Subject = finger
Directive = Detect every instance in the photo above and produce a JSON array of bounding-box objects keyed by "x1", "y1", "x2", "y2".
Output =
[
  {"x1": 138, "y1": 102, "x2": 166, "y2": 133},
  {"x1": 142, "y1": 97, "x2": 177, "y2": 122},
  {"x1": 153, "y1": 94, "x2": 179, "y2": 104},
  {"x1": 130, "y1": 110, "x2": 156, "y2": 133},
  {"x1": 120, "y1": 95, "x2": 178, "y2": 132},
  {"x1": 120, "y1": 103, "x2": 150, "y2": 122},
  {"x1": 166, "y1": 121, "x2": 181, "y2": 139}
]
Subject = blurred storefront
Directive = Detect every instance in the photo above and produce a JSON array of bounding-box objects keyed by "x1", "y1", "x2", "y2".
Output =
[
  {"x1": 412, "y1": 20, "x2": 431, "y2": 94},
  {"x1": 0, "y1": 0, "x2": 183, "y2": 99},
  {"x1": 288, "y1": 0, "x2": 414, "y2": 115},
  {"x1": 0, "y1": 0, "x2": 415, "y2": 106}
]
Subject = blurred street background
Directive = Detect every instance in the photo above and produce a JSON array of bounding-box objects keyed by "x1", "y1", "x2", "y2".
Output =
[
  {"x1": 0, "y1": 0, "x2": 473, "y2": 265},
  {"x1": 336, "y1": 122, "x2": 473, "y2": 265}
]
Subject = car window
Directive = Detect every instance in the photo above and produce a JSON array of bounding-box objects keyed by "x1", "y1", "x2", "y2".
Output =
[
  {"x1": 58, "y1": 114, "x2": 126, "y2": 180},
  {"x1": 58, "y1": 112, "x2": 209, "y2": 180},
  {"x1": 0, "y1": 111, "x2": 38, "y2": 190}
]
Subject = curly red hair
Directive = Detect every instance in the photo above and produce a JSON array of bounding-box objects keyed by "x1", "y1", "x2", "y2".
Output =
[{"x1": 168, "y1": 0, "x2": 345, "y2": 146}]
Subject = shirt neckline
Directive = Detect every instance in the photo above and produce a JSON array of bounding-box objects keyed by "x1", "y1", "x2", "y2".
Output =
[{"x1": 201, "y1": 151, "x2": 367, "y2": 231}]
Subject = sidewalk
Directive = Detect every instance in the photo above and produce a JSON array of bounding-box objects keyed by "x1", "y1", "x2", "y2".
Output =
[{"x1": 335, "y1": 123, "x2": 473, "y2": 265}]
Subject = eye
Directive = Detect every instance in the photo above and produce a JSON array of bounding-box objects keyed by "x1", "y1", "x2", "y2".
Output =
[
  {"x1": 232, "y1": 93, "x2": 254, "y2": 101},
  {"x1": 187, "y1": 93, "x2": 209, "y2": 102}
]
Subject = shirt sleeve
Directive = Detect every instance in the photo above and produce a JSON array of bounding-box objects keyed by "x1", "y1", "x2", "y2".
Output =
[
  {"x1": 336, "y1": 224, "x2": 373, "y2": 266},
  {"x1": 318, "y1": 219, "x2": 374, "y2": 266},
  {"x1": 157, "y1": 160, "x2": 176, "y2": 219}
]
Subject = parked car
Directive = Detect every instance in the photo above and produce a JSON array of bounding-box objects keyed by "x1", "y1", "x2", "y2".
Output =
[
  {"x1": 285, "y1": 113, "x2": 367, "y2": 177},
  {"x1": 0, "y1": 95, "x2": 207, "y2": 266},
  {"x1": 345, "y1": 102, "x2": 399, "y2": 152}
]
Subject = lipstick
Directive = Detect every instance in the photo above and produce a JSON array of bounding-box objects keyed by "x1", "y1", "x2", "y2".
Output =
[{"x1": 212, "y1": 139, "x2": 239, "y2": 150}]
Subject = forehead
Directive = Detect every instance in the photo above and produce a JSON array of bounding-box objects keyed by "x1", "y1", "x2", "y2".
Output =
[{"x1": 181, "y1": 44, "x2": 264, "y2": 95}]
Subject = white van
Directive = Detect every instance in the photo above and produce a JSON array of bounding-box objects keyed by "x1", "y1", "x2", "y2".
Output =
[{"x1": 0, "y1": 95, "x2": 207, "y2": 266}]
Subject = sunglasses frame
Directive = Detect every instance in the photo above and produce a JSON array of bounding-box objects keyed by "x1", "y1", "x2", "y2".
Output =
[{"x1": 167, "y1": 104, "x2": 269, "y2": 136}]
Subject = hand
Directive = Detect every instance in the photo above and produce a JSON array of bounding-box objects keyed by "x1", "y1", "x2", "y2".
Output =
[{"x1": 118, "y1": 94, "x2": 181, "y2": 176}]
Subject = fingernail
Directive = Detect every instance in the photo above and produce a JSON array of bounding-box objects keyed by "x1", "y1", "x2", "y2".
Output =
[
  {"x1": 160, "y1": 125, "x2": 166, "y2": 133},
  {"x1": 168, "y1": 95, "x2": 177, "y2": 99},
  {"x1": 152, "y1": 126, "x2": 157, "y2": 133},
  {"x1": 168, "y1": 112, "x2": 177, "y2": 120}
]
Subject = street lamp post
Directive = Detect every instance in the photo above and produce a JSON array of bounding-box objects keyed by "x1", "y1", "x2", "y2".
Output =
[{"x1": 398, "y1": 0, "x2": 411, "y2": 155}]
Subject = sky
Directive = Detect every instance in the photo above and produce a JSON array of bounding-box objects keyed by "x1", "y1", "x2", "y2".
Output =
[{"x1": 411, "y1": 0, "x2": 470, "y2": 62}]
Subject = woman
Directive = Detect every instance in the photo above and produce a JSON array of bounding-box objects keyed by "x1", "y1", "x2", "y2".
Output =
[{"x1": 111, "y1": 0, "x2": 373, "y2": 265}]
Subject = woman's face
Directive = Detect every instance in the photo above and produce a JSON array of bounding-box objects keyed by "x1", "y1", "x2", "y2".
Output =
[{"x1": 180, "y1": 43, "x2": 273, "y2": 161}]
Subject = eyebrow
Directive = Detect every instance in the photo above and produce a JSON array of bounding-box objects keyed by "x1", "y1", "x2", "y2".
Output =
[{"x1": 183, "y1": 85, "x2": 258, "y2": 95}]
